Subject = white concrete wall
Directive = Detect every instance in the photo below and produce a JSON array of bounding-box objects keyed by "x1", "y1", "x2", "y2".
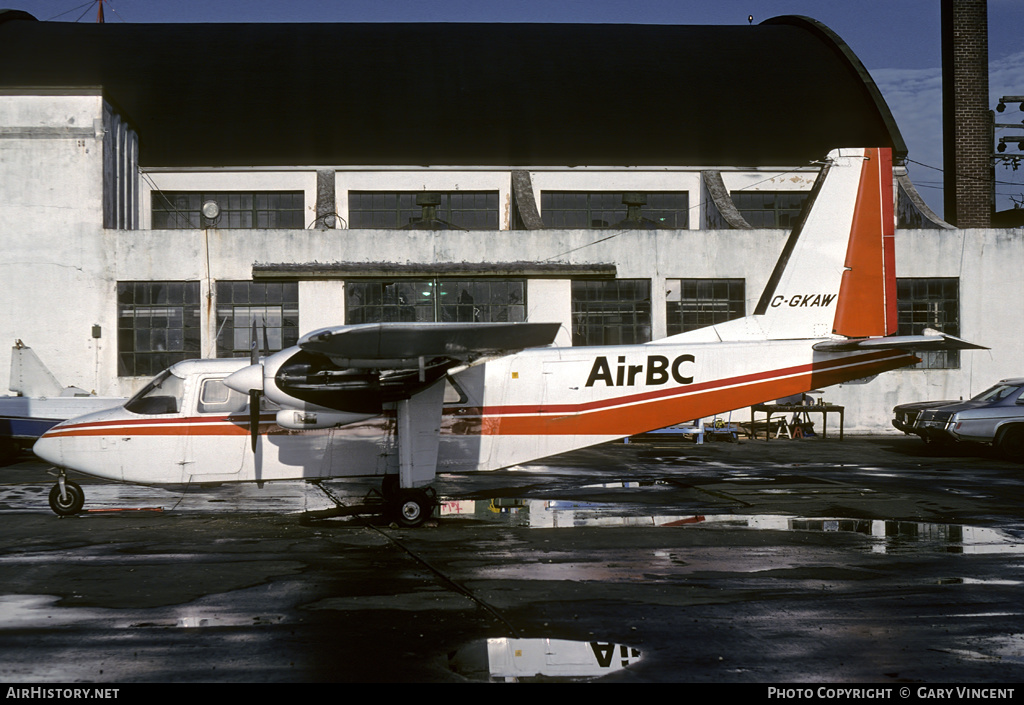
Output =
[
  {"x1": 719, "y1": 169, "x2": 818, "y2": 193},
  {"x1": 0, "y1": 92, "x2": 116, "y2": 395}
]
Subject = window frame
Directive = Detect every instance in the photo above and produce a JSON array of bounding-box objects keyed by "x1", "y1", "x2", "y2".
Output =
[
  {"x1": 215, "y1": 281, "x2": 300, "y2": 358},
  {"x1": 666, "y1": 278, "x2": 746, "y2": 336},
  {"x1": 151, "y1": 191, "x2": 305, "y2": 229},
  {"x1": 347, "y1": 191, "x2": 500, "y2": 230},
  {"x1": 540, "y1": 191, "x2": 689, "y2": 229},
  {"x1": 345, "y1": 279, "x2": 526, "y2": 324},
  {"x1": 571, "y1": 279, "x2": 652, "y2": 346},
  {"x1": 117, "y1": 281, "x2": 202, "y2": 378},
  {"x1": 896, "y1": 277, "x2": 961, "y2": 369},
  {"x1": 730, "y1": 190, "x2": 810, "y2": 228}
]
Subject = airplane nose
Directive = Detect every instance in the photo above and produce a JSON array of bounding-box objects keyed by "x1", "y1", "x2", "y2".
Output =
[
  {"x1": 33, "y1": 431, "x2": 62, "y2": 466},
  {"x1": 224, "y1": 363, "x2": 264, "y2": 394}
]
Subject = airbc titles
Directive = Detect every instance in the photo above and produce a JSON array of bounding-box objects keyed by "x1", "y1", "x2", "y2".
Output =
[{"x1": 586, "y1": 354, "x2": 695, "y2": 387}]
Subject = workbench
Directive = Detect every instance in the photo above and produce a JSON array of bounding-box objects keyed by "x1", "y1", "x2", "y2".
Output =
[{"x1": 749, "y1": 403, "x2": 845, "y2": 440}]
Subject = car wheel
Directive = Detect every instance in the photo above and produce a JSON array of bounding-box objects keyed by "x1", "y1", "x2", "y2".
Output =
[{"x1": 997, "y1": 426, "x2": 1024, "y2": 462}]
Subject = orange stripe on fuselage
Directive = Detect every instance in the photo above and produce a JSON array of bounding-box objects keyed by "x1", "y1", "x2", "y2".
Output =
[
  {"x1": 479, "y1": 349, "x2": 915, "y2": 436},
  {"x1": 42, "y1": 415, "x2": 277, "y2": 438}
]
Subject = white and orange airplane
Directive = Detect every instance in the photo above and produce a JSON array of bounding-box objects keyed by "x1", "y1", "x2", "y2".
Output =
[{"x1": 34, "y1": 148, "x2": 983, "y2": 524}]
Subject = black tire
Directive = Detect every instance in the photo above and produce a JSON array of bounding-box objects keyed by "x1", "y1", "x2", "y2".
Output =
[
  {"x1": 393, "y1": 489, "x2": 434, "y2": 528},
  {"x1": 49, "y1": 480, "x2": 85, "y2": 516},
  {"x1": 997, "y1": 426, "x2": 1024, "y2": 462},
  {"x1": 381, "y1": 474, "x2": 399, "y2": 501}
]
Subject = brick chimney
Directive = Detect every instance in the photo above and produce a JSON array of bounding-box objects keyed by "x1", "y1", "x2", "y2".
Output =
[{"x1": 942, "y1": 0, "x2": 992, "y2": 227}]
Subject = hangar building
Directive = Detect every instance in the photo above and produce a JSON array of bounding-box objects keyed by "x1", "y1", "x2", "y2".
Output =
[{"x1": 0, "y1": 10, "x2": 1020, "y2": 432}]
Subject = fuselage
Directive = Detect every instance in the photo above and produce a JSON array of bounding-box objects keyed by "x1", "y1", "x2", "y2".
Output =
[{"x1": 33, "y1": 338, "x2": 917, "y2": 486}]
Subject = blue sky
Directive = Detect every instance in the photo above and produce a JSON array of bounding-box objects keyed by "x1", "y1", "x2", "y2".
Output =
[{"x1": 10, "y1": 0, "x2": 1024, "y2": 216}]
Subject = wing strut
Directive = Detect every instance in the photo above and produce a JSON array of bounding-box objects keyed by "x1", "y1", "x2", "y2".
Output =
[
  {"x1": 396, "y1": 379, "x2": 445, "y2": 490},
  {"x1": 386, "y1": 379, "x2": 446, "y2": 527}
]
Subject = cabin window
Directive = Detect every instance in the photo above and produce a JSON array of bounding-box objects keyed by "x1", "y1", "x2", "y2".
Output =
[
  {"x1": 571, "y1": 279, "x2": 651, "y2": 346},
  {"x1": 730, "y1": 191, "x2": 809, "y2": 228},
  {"x1": 348, "y1": 191, "x2": 500, "y2": 230},
  {"x1": 897, "y1": 278, "x2": 961, "y2": 369},
  {"x1": 197, "y1": 378, "x2": 249, "y2": 415},
  {"x1": 540, "y1": 192, "x2": 688, "y2": 229},
  {"x1": 666, "y1": 278, "x2": 745, "y2": 335},
  {"x1": 117, "y1": 281, "x2": 202, "y2": 377},
  {"x1": 151, "y1": 191, "x2": 305, "y2": 229},
  {"x1": 345, "y1": 279, "x2": 525, "y2": 324},
  {"x1": 215, "y1": 281, "x2": 299, "y2": 358}
]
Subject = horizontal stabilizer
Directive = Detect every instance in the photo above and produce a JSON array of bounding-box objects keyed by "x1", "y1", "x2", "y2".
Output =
[
  {"x1": 812, "y1": 330, "x2": 987, "y2": 353},
  {"x1": 299, "y1": 321, "x2": 562, "y2": 367}
]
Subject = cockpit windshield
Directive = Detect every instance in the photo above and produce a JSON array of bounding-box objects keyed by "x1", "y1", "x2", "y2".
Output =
[{"x1": 124, "y1": 369, "x2": 186, "y2": 415}]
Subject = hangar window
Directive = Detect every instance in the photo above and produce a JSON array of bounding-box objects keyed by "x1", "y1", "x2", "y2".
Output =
[
  {"x1": 348, "y1": 192, "x2": 500, "y2": 230},
  {"x1": 345, "y1": 280, "x2": 526, "y2": 324},
  {"x1": 215, "y1": 282, "x2": 300, "y2": 358},
  {"x1": 730, "y1": 191, "x2": 809, "y2": 228},
  {"x1": 117, "y1": 281, "x2": 202, "y2": 377},
  {"x1": 152, "y1": 191, "x2": 305, "y2": 229},
  {"x1": 897, "y1": 278, "x2": 961, "y2": 369},
  {"x1": 571, "y1": 280, "x2": 651, "y2": 346},
  {"x1": 541, "y1": 192, "x2": 688, "y2": 229},
  {"x1": 666, "y1": 279, "x2": 745, "y2": 335}
]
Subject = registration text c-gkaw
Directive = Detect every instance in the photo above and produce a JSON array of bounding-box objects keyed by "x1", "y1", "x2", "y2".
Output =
[{"x1": 770, "y1": 293, "x2": 837, "y2": 308}]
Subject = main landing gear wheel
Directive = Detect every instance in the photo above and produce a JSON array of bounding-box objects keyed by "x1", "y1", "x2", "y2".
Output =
[
  {"x1": 392, "y1": 488, "x2": 436, "y2": 528},
  {"x1": 49, "y1": 480, "x2": 84, "y2": 516}
]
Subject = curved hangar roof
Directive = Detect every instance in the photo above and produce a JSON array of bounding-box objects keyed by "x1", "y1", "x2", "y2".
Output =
[{"x1": 0, "y1": 10, "x2": 905, "y2": 168}]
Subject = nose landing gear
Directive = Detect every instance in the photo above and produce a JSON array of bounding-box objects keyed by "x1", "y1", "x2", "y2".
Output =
[{"x1": 48, "y1": 472, "x2": 85, "y2": 516}]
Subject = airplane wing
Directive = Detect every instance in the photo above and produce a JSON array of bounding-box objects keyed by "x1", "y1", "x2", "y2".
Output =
[
  {"x1": 298, "y1": 321, "x2": 563, "y2": 367},
  {"x1": 812, "y1": 330, "x2": 987, "y2": 353}
]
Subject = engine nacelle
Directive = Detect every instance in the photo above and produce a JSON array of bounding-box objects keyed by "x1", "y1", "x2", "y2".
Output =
[
  {"x1": 273, "y1": 349, "x2": 455, "y2": 414},
  {"x1": 275, "y1": 409, "x2": 378, "y2": 430},
  {"x1": 228, "y1": 346, "x2": 458, "y2": 415}
]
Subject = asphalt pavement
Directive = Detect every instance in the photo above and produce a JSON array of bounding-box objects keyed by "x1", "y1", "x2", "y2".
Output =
[{"x1": 1, "y1": 433, "x2": 1023, "y2": 684}]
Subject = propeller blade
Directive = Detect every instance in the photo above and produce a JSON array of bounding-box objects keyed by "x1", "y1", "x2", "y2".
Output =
[
  {"x1": 249, "y1": 389, "x2": 261, "y2": 452},
  {"x1": 250, "y1": 320, "x2": 260, "y2": 365}
]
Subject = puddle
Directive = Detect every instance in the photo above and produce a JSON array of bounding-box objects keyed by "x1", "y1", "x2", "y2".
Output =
[
  {"x1": 438, "y1": 498, "x2": 1024, "y2": 554},
  {"x1": 449, "y1": 637, "x2": 641, "y2": 682},
  {"x1": 130, "y1": 613, "x2": 285, "y2": 628},
  {"x1": 0, "y1": 594, "x2": 285, "y2": 630}
]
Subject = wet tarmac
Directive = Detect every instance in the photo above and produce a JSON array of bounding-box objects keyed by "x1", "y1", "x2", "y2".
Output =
[{"x1": 1, "y1": 434, "x2": 1024, "y2": 683}]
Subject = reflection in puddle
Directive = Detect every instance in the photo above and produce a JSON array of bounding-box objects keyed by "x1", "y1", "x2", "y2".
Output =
[
  {"x1": 449, "y1": 638, "x2": 641, "y2": 682},
  {"x1": 439, "y1": 498, "x2": 1024, "y2": 554},
  {"x1": 0, "y1": 594, "x2": 286, "y2": 631}
]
